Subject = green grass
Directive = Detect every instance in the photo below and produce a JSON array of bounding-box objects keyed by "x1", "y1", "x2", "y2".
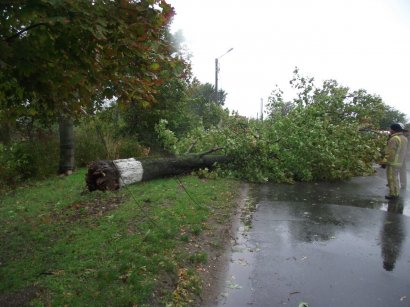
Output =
[{"x1": 0, "y1": 169, "x2": 240, "y2": 306}]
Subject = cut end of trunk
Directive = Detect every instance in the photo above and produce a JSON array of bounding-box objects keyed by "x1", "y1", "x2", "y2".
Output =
[{"x1": 86, "y1": 160, "x2": 121, "y2": 191}]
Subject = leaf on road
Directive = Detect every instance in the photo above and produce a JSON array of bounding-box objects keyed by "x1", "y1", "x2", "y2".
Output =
[{"x1": 227, "y1": 283, "x2": 242, "y2": 289}]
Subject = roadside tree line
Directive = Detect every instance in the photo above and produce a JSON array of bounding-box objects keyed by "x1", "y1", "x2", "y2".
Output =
[{"x1": 0, "y1": 1, "x2": 407, "y2": 189}]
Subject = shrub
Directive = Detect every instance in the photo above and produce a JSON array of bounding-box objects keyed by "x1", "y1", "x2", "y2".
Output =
[
  {"x1": 0, "y1": 136, "x2": 59, "y2": 188},
  {"x1": 75, "y1": 122, "x2": 106, "y2": 167}
]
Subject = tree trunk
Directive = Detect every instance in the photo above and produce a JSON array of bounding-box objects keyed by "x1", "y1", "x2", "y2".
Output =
[
  {"x1": 58, "y1": 116, "x2": 75, "y2": 175},
  {"x1": 86, "y1": 154, "x2": 231, "y2": 191},
  {"x1": 0, "y1": 122, "x2": 11, "y2": 145}
]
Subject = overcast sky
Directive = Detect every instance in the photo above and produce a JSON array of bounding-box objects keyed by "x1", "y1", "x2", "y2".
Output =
[{"x1": 167, "y1": 0, "x2": 410, "y2": 120}]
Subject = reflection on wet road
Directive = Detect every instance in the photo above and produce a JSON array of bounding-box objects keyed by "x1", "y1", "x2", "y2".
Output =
[{"x1": 215, "y1": 169, "x2": 410, "y2": 307}]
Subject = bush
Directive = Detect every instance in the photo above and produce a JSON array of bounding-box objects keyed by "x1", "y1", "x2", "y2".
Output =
[
  {"x1": 0, "y1": 136, "x2": 59, "y2": 188},
  {"x1": 75, "y1": 119, "x2": 149, "y2": 167},
  {"x1": 0, "y1": 109, "x2": 152, "y2": 190},
  {"x1": 75, "y1": 122, "x2": 106, "y2": 167},
  {"x1": 117, "y1": 138, "x2": 149, "y2": 159}
]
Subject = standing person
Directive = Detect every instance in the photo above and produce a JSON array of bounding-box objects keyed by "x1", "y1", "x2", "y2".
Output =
[
  {"x1": 381, "y1": 123, "x2": 408, "y2": 199},
  {"x1": 398, "y1": 123, "x2": 408, "y2": 189}
]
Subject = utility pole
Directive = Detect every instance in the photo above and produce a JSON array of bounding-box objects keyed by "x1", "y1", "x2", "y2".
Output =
[
  {"x1": 260, "y1": 98, "x2": 264, "y2": 121},
  {"x1": 215, "y1": 48, "x2": 233, "y2": 103},
  {"x1": 215, "y1": 58, "x2": 219, "y2": 103}
]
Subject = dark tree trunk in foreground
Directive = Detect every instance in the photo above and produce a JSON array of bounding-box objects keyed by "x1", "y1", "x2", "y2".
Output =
[
  {"x1": 58, "y1": 116, "x2": 75, "y2": 175},
  {"x1": 86, "y1": 153, "x2": 230, "y2": 191},
  {"x1": 0, "y1": 122, "x2": 11, "y2": 145}
]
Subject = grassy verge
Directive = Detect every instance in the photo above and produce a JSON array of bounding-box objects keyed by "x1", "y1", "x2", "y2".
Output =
[{"x1": 0, "y1": 169, "x2": 240, "y2": 306}]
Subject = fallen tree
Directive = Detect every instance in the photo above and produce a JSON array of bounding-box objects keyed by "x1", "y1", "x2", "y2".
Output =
[{"x1": 86, "y1": 149, "x2": 230, "y2": 191}]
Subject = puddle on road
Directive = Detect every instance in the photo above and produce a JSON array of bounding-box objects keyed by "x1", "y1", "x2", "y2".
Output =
[
  {"x1": 380, "y1": 199, "x2": 410, "y2": 217},
  {"x1": 215, "y1": 174, "x2": 410, "y2": 306},
  {"x1": 256, "y1": 179, "x2": 410, "y2": 218}
]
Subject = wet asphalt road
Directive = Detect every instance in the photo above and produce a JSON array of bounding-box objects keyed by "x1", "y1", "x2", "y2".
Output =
[{"x1": 214, "y1": 167, "x2": 410, "y2": 307}]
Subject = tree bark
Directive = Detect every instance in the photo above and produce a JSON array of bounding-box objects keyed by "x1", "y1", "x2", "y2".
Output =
[
  {"x1": 58, "y1": 116, "x2": 75, "y2": 175},
  {"x1": 86, "y1": 153, "x2": 231, "y2": 191},
  {"x1": 0, "y1": 122, "x2": 11, "y2": 145}
]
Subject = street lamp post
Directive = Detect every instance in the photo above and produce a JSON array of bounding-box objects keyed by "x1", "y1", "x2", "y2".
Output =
[{"x1": 215, "y1": 47, "x2": 233, "y2": 103}]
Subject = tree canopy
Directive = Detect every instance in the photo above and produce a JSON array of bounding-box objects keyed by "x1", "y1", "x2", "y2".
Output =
[
  {"x1": 0, "y1": 0, "x2": 184, "y2": 124},
  {"x1": 157, "y1": 69, "x2": 387, "y2": 183},
  {"x1": 378, "y1": 106, "x2": 407, "y2": 130}
]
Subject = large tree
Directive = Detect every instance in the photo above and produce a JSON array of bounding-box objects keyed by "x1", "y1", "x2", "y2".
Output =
[
  {"x1": 265, "y1": 68, "x2": 386, "y2": 181},
  {"x1": 119, "y1": 24, "x2": 193, "y2": 147},
  {"x1": 0, "y1": 0, "x2": 182, "y2": 173},
  {"x1": 122, "y1": 77, "x2": 229, "y2": 147}
]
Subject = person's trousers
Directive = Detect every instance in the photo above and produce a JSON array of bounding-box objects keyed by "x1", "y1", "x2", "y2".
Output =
[
  {"x1": 387, "y1": 165, "x2": 400, "y2": 196},
  {"x1": 400, "y1": 159, "x2": 407, "y2": 189}
]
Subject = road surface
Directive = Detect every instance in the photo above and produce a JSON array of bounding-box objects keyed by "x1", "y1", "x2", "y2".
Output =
[{"x1": 212, "y1": 167, "x2": 410, "y2": 307}]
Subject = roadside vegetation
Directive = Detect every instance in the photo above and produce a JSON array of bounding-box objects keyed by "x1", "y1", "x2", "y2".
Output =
[
  {"x1": 1, "y1": 1, "x2": 409, "y2": 306},
  {"x1": 0, "y1": 169, "x2": 240, "y2": 306},
  {"x1": 1, "y1": 66, "x2": 404, "y2": 304}
]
